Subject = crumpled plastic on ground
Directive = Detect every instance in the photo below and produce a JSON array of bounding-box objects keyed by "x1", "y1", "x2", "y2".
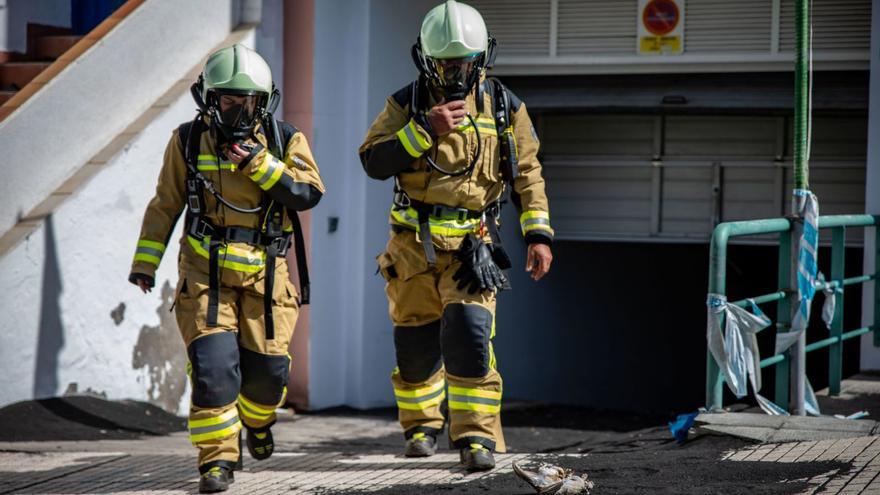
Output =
[
  {"x1": 669, "y1": 412, "x2": 698, "y2": 443},
  {"x1": 513, "y1": 461, "x2": 594, "y2": 494}
]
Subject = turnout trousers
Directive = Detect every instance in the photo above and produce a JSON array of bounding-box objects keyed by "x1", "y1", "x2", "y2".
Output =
[
  {"x1": 174, "y1": 256, "x2": 299, "y2": 471},
  {"x1": 377, "y1": 230, "x2": 505, "y2": 452}
]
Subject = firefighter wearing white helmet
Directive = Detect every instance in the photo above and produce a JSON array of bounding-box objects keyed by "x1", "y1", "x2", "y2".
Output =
[
  {"x1": 129, "y1": 44, "x2": 325, "y2": 492},
  {"x1": 359, "y1": 0, "x2": 554, "y2": 471}
]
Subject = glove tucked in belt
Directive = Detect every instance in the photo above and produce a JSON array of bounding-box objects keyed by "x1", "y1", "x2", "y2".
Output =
[{"x1": 452, "y1": 233, "x2": 511, "y2": 294}]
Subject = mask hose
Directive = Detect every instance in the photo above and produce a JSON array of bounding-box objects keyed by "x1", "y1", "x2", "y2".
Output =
[{"x1": 424, "y1": 113, "x2": 482, "y2": 177}]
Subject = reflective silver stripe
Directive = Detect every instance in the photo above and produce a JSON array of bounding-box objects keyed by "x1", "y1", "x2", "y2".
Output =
[
  {"x1": 522, "y1": 217, "x2": 551, "y2": 228},
  {"x1": 256, "y1": 159, "x2": 282, "y2": 186},
  {"x1": 136, "y1": 246, "x2": 164, "y2": 258},
  {"x1": 448, "y1": 394, "x2": 501, "y2": 406},
  {"x1": 402, "y1": 124, "x2": 429, "y2": 154},
  {"x1": 395, "y1": 387, "x2": 445, "y2": 404},
  {"x1": 189, "y1": 415, "x2": 240, "y2": 436}
]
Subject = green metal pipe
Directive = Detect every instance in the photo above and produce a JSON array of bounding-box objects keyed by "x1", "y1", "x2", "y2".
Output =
[
  {"x1": 761, "y1": 354, "x2": 787, "y2": 369},
  {"x1": 818, "y1": 215, "x2": 880, "y2": 229},
  {"x1": 732, "y1": 291, "x2": 787, "y2": 309},
  {"x1": 829, "y1": 227, "x2": 845, "y2": 395},
  {"x1": 793, "y1": 0, "x2": 810, "y2": 190},
  {"x1": 805, "y1": 336, "x2": 838, "y2": 353},
  {"x1": 761, "y1": 327, "x2": 874, "y2": 370},
  {"x1": 842, "y1": 327, "x2": 873, "y2": 341}
]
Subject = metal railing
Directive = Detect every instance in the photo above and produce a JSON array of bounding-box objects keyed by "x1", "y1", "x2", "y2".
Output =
[{"x1": 705, "y1": 214, "x2": 880, "y2": 411}]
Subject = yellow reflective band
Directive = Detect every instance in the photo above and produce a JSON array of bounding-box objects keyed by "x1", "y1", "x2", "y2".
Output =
[
  {"x1": 197, "y1": 163, "x2": 236, "y2": 172},
  {"x1": 238, "y1": 394, "x2": 276, "y2": 416},
  {"x1": 448, "y1": 400, "x2": 500, "y2": 414},
  {"x1": 456, "y1": 117, "x2": 498, "y2": 136},
  {"x1": 189, "y1": 408, "x2": 239, "y2": 429},
  {"x1": 189, "y1": 420, "x2": 241, "y2": 444},
  {"x1": 249, "y1": 162, "x2": 270, "y2": 182},
  {"x1": 489, "y1": 342, "x2": 497, "y2": 370},
  {"x1": 390, "y1": 207, "x2": 480, "y2": 237},
  {"x1": 394, "y1": 379, "x2": 445, "y2": 399},
  {"x1": 397, "y1": 395, "x2": 445, "y2": 411},
  {"x1": 186, "y1": 235, "x2": 265, "y2": 273},
  {"x1": 396, "y1": 119, "x2": 431, "y2": 158},
  {"x1": 407, "y1": 120, "x2": 431, "y2": 150},
  {"x1": 134, "y1": 252, "x2": 161, "y2": 265},
  {"x1": 520, "y1": 210, "x2": 553, "y2": 236},
  {"x1": 448, "y1": 386, "x2": 502, "y2": 401},
  {"x1": 137, "y1": 239, "x2": 166, "y2": 252},
  {"x1": 260, "y1": 159, "x2": 285, "y2": 190}
]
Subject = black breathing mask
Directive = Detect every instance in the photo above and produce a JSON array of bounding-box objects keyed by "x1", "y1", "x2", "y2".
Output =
[{"x1": 210, "y1": 96, "x2": 262, "y2": 145}]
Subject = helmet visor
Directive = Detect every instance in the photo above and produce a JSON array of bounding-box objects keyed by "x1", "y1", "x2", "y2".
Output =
[
  {"x1": 430, "y1": 54, "x2": 480, "y2": 100},
  {"x1": 217, "y1": 94, "x2": 260, "y2": 128}
]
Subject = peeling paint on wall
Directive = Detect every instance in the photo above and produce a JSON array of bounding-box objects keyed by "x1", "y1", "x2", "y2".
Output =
[{"x1": 131, "y1": 281, "x2": 186, "y2": 413}]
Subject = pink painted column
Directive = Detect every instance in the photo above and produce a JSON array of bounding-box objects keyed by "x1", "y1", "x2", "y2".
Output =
[{"x1": 283, "y1": 0, "x2": 314, "y2": 411}]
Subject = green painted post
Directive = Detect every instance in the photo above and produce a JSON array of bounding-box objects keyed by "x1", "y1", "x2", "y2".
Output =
[
  {"x1": 706, "y1": 228, "x2": 728, "y2": 409},
  {"x1": 775, "y1": 232, "x2": 792, "y2": 410},
  {"x1": 829, "y1": 227, "x2": 845, "y2": 395},
  {"x1": 793, "y1": 0, "x2": 810, "y2": 191}
]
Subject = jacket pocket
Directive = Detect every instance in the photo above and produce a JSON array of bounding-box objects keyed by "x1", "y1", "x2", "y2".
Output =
[{"x1": 376, "y1": 251, "x2": 398, "y2": 282}]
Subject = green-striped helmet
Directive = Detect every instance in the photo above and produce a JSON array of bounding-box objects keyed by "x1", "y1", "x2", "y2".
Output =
[
  {"x1": 414, "y1": 1, "x2": 494, "y2": 100},
  {"x1": 197, "y1": 44, "x2": 274, "y2": 142}
]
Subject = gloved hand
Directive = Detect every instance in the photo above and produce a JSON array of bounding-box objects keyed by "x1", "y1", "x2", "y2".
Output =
[
  {"x1": 227, "y1": 140, "x2": 265, "y2": 171},
  {"x1": 452, "y1": 234, "x2": 511, "y2": 294}
]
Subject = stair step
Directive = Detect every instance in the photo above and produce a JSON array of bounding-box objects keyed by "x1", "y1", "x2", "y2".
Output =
[
  {"x1": 0, "y1": 90, "x2": 16, "y2": 105},
  {"x1": 33, "y1": 35, "x2": 82, "y2": 60},
  {"x1": 0, "y1": 62, "x2": 52, "y2": 89}
]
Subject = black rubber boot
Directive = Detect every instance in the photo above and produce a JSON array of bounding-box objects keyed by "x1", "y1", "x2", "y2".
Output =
[
  {"x1": 404, "y1": 432, "x2": 437, "y2": 457},
  {"x1": 460, "y1": 443, "x2": 495, "y2": 472},
  {"x1": 199, "y1": 465, "x2": 233, "y2": 493},
  {"x1": 246, "y1": 427, "x2": 275, "y2": 460}
]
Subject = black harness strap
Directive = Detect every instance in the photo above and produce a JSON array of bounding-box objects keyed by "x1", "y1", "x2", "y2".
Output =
[{"x1": 179, "y1": 116, "x2": 310, "y2": 339}]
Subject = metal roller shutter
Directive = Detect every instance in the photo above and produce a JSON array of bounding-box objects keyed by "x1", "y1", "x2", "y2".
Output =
[
  {"x1": 685, "y1": 0, "x2": 773, "y2": 53},
  {"x1": 540, "y1": 113, "x2": 867, "y2": 243},
  {"x1": 779, "y1": 0, "x2": 871, "y2": 52},
  {"x1": 467, "y1": 0, "x2": 551, "y2": 56}
]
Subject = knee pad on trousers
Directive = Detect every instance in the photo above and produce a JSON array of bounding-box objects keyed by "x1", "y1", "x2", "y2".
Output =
[
  {"x1": 441, "y1": 303, "x2": 493, "y2": 378},
  {"x1": 394, "y1": 321, "x2": 442, "y2": 383},
  {"x1": 188, "y1": 332, "x2": 241, "y2": 408},
  {"x1": 239, "y1": 347, "x2": 290, "y2": 405}
]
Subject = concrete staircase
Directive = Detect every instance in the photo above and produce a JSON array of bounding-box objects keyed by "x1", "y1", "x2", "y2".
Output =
[{"x1": 0, "y1": 24, "x2": 82, "y2": 105}]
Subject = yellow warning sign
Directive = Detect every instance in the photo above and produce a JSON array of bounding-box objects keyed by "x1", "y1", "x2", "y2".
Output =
[{"x1": 638, "y1": 0, "x2": 684, "y2": 55}]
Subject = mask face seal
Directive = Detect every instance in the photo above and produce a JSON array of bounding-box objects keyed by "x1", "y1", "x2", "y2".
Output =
[
  {"x1": 428, "y1": 55, "x2": 480, "y2": 101},
  {"x1": 208, "y1": 93, "x2": 264, "y2": 144}
]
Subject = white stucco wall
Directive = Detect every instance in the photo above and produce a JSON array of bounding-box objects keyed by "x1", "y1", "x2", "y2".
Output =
[
  {"x1": 0, "y1": 89, "x2": 194, "y2": 414},
  {"x1": 0, "y1": 11, "x2": 284, "y2": 414},
  {"x1": 861, "y1": 0, "x2": 880, "y2": 370},
  {"x1": 0, "y1": 0, "x2": 238, "y2": 238}
]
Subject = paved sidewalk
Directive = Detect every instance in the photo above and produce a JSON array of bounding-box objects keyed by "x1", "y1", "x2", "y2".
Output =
[
  {"x1": 0, "y1": 449, "x2": 542, "y2": 494},
  {"x1": 724, "y1": 435, "x2": 880, "y2": 494}
]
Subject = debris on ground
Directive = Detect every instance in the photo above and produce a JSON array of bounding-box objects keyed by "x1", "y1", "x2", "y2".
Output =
[{"x1": 513, "y1": 460, "x2": 594, "y2": 494}]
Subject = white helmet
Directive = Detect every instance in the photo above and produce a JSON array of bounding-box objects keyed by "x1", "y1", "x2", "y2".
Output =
[{"x1": 413, "y1": 0, "x2": 496, "y2": 99}]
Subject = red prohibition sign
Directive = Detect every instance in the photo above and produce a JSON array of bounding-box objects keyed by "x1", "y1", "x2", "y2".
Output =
[{"x1": 642, "y1": 0, "x2": 680, "y2": 36}]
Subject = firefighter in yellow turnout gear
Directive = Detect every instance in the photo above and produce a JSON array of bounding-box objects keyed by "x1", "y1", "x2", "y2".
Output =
[
  {"x1": 129, "y1": 45, "x2": 324, "y2": 493},
  {"x1": 359, "y1": 0, "x2": 553, "y2": 471}
]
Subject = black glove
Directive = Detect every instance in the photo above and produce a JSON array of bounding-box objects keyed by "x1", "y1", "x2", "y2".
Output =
[
  {"x1": 234, "y1": 141, "x2": 264, "y2": 171},
  {"x1": 128, "y1": 272, "x2": 155, "y2": 288},
  {"x1": 452, "y1": 234, "x2": 511, "y2": 294}
]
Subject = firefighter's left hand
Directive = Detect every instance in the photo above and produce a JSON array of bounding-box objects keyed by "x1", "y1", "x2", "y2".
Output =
[{"x1": 526, "y1": 243, "x2": 552, "y2": 281}]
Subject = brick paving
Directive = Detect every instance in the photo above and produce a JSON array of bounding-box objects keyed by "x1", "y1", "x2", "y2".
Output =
[
  {"x1": 0, "y1": 451, "x2": 540, "y2": 494},
  {"x1": 723, "y1": 435, "x2": 880, "y2": 494}
]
